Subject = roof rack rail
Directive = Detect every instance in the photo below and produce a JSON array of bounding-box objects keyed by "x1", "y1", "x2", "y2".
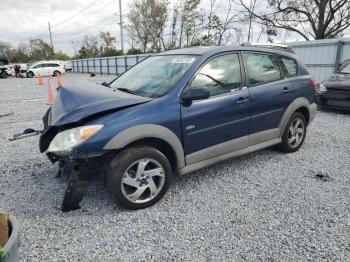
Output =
[{"x1": 241, "y1": 42, "x2": 295, "y2": 54}]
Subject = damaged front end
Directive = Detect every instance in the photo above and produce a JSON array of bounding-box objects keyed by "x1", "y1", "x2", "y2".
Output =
[{"x1": 38, "y1": 81, "x2": 152, "y2": 212}]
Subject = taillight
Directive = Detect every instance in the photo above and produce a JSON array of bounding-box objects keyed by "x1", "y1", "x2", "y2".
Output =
[{"x1": 310, "y1": 79, "x2": 317, "y2": 91}]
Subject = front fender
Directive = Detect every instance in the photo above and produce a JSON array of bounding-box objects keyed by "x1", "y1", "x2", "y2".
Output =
[{"x1": 103, "y1": 124, "x2": 185, "y2": 168}]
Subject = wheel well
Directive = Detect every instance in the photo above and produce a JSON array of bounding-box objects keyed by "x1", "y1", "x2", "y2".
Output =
[
  {"x1": 295, "y1": 106, "x2": 310, "y2": 124},
  {"x1": 127, "y1": 138, "x2": 178, "y2": 171}
]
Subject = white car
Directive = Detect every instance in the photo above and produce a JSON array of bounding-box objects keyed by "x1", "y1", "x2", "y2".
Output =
[
  {"x1": 26, "y1": 61, "x2": 65, "y2": 78},
  {"x1": 5, "y1": 65, "x2": 15, "y2": 76}
]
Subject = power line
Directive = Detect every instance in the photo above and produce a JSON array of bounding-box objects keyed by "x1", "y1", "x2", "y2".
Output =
[
  {"x1": 51, "y1": 0, "x2": 99, "y2": 29},
  {"x1": 31, "y1": 0, "x2": 101, "y2": 39},
  {"x1": 53, "y1": 1, "x2": 114, "y2": 34}
]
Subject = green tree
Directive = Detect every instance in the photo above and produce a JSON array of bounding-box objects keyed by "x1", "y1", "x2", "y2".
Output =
[
  {"x1": 99, "y1": 31, "x2": 124, "y2": 56},
  {"x1": 127, "y1": 0, "x2": 169, "y2": 52},
  {"x1": 30, "y1": 39, "x2": 54, "y2": 60},
  {"x1": 53, "y1": 51, "x2": 70, "y2": 61},
  {"x1": 127, "y1": 48, "x2": 143, "y2": 55},
  {"x1": 178, "y1": 0, "x2": 204, "y2": 48}
]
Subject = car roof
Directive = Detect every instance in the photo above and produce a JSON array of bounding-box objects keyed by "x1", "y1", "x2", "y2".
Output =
[
  {"x1": 33, "y1": 61, "x2": 61, "y2": 65},
  {"x1": 158, "y1": 46, "x2": 297, "y2": 59}
]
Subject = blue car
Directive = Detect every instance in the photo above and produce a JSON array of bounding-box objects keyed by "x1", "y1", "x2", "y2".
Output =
[{"x1": 40, "y1": 45, "x2": 317, "y2": 211}]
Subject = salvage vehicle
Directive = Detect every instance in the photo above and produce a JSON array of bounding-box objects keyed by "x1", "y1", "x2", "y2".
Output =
[
  {"x1": 39, "y1": 45, "x2": 317, "y2": 211},
  {"x1": 316, "y1": 59, "x2": 350, "y2": 110},
  {"x1": 26, "y1": 61, "x2": 65, "y2": 78},
  {"x1": 0, "y1": 50, "x2": 9, "y2": 78}
]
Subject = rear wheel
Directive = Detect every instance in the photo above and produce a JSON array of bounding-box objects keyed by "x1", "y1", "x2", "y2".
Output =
[
  {"x1": 106, "y1": 146, "x2": 172, "y2": 209},
  {"x1": 279, "y1": 112, "x2": 307, "y2": 153}
]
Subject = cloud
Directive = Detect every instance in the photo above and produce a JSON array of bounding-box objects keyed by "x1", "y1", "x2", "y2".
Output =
[{"x1": 1, "y1": 0, "x2": 132, "y2": 55}]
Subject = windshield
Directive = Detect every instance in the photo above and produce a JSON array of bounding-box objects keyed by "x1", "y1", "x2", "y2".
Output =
[
  {"x1": 340, "y1": 63, "x2": 350, "y2": 74},
  {"x1": 110, "y1": 55, "x2": 197, "y2": 98}
]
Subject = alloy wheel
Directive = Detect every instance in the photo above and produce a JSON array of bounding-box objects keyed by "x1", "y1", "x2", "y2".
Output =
[
  {"x1": 121, "y1": 158, "x2": 165, "y2": 203},
  {"x1": 287, "y1": 117, "x2": 305, "y2": 148}
]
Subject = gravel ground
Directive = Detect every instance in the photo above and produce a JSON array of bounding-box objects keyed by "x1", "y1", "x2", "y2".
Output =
[{"x1": 0, "y1": 74, "x2": 349, "y2": 261}]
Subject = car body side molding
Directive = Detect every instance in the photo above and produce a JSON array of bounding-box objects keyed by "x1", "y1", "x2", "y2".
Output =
[
  {"x1": 186, "y1": 128, "x2": 280, "y2": 165},
  {"x1": 103, "y1": 124, "x2": 185, "y2": 168},
  {"x1": 180, "y1": 138, "x2": 281, "y2": 175}
]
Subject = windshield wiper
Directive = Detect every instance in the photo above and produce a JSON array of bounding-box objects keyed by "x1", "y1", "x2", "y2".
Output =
[
  {"x1": 101, "y1": 81, "x2": 110, "y2": 87},
  {"x1": 116, "y1": 87, "x2": 138, "y2": 95}
]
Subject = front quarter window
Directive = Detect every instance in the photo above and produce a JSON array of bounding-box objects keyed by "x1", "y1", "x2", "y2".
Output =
[{"x1": 110, "y1": 55, "x2": 197, "y2": 98}]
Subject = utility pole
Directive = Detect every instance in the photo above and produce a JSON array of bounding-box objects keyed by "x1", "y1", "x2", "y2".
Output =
[
  {"x1": 48, "y1": 21, "x2": 54, "y2": 52},
  {"x1": 29, "y1": 37, "x2": 33, "y2": 53},
  {"x1": 118, "y1": 0, "x2": 124, "y2": 52}
]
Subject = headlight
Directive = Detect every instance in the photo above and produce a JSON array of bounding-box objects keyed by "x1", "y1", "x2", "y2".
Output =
[
  {"x1": 48, "y1": 125, "x2": 103, "y2": 153},
  {"x1": 318, "y1": 83, "x2": 327, "y2": 92}
]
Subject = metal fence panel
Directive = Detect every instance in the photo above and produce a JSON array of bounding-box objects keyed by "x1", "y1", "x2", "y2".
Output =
[
  {"x1": 288, "y1": 37, "x2": 350, "y2": 82},
  {"x1": 70, "y1": 54, "x2": 151, "y2": 77},
  {"x1": 70, "y1": 39, "x2": 350, "y2": 82}
]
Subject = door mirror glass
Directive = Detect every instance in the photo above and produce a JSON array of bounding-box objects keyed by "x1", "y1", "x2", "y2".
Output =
[{"x1": 181, "y1": 86, "x2": 210, "y2": 102}]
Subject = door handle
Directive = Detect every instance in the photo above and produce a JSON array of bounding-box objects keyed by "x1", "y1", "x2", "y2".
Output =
[
  {"x1": 236, "y1": 97, "x2": 249, "y2": 104},
  {"x1": 282, "y1": 87, "x2": 289, "y2": 94}
]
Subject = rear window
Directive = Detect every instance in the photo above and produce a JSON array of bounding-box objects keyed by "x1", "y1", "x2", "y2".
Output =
[
  {"x1": 243, "y1": 52, "x2": 282, "y2": 85},
  {"x1": 280, "y1": 57, "x2": 298, "y2": 77}
]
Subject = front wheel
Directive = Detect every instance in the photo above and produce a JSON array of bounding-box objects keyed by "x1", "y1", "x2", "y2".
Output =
[
  {"x1": 26, "y1": 71, "x2": 34, "y2": 78},
  {"x1": 106, "y1": 146, "x2": 172, "y2": 209},
  {"x1": 279, "y1": 112, "x2": 307, "y2": 153},
  {"x1": 53, "y1": 70, "x2": 61, "y2": 76}
]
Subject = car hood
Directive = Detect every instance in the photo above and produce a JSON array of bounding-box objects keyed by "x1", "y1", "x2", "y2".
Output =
[
  {"x1": 49, "y1": 80, "x2": 152, "y2": 127},
  {"x1": 323, "y1": 73, "x2": 350, "y2": 89}
]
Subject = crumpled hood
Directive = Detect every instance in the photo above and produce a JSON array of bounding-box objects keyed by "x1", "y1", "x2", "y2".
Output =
[
  {"x1": 49, "y1": 80, "x2": 152, "y2": 127},
  {"x1": 323, "y1": 74, "x2": 350, "y2": 89}
]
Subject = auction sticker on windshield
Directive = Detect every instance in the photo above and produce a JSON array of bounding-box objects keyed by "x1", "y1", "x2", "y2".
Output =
[{"x1": 171, "y1": 57, "x2": 196, "y2": 64}]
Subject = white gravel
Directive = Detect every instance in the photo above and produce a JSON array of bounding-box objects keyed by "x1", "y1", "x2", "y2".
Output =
[{"x1": 0, "y1": 74, "x2": 349, "y2": 261}]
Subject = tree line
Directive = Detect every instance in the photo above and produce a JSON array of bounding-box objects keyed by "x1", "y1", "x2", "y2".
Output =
[{"x1": 1, "y1": 0, "x2": 349, "y2": 63}]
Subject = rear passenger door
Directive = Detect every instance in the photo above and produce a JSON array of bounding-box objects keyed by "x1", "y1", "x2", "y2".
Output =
[{"x1": 242, "y1": 52, "x2": 294, "y2": 142}]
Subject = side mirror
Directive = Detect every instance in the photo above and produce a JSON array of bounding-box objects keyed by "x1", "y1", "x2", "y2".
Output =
[{"x1": 181, "y1": 86, "x2": 210, "y2": 103}]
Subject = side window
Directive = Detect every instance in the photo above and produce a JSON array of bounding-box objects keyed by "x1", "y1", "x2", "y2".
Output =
[
  {"x1": 280, "y1": 57, "x2": 298, "y2": 77},
  {"x1": 191, "y1": 54, "x2": 241, "y2": 97},
  {"x1": 33, "y1": 64, "x2": 42, "y2": 69},
  {"x1": 243, "y1": 52, "x2": 282, "y2": 85}
]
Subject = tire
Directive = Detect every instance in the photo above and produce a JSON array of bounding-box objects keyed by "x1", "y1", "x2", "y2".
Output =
[
  {"x1": 53, "y1": 70, "x2": 61, "y2": 76},
  {"x1": 26, "y1": 71, "x2": 34, "y2": 78},
  {"x1": 279, "y1": 112, "x2": 307, "y2": 153},
  {"x1": 106, "y1": 146, "x2": 172, "y2": 210}
]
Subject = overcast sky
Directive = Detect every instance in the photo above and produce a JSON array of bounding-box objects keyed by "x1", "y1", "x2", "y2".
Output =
[{"x1": 3, "y1": 0, "x2": 346, "y2": 56}]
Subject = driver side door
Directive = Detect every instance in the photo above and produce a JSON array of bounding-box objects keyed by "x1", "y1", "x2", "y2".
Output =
[{"x1": 181, "y1": 53, "x2": 250, "y2": 165}]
